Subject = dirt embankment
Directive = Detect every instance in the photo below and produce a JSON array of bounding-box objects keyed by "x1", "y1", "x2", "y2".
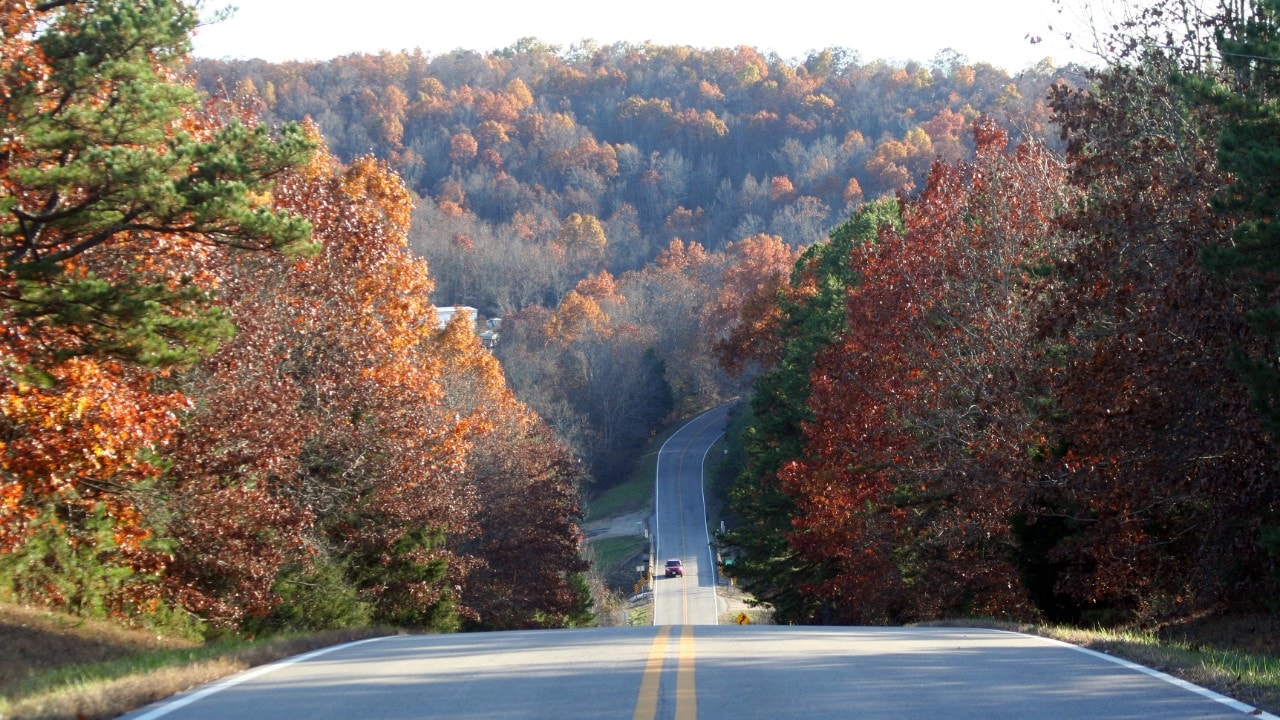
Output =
[{"x1": 583, "y1": 509, "x2": 650, "y2": 540}]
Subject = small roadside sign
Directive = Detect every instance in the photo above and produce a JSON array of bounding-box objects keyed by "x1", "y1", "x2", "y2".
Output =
[{"x1": 735, "y1": 612, "x2": 751, "y2": 625}]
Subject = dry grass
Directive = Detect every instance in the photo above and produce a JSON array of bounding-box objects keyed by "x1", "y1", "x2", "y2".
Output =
[
  {"x1": 715, "y1": 585, "x2": 774, "y2": 626},
  {"x1": 6, "y1": 656, "x2": 244, "y2": 720},
  {"x1": 0, "y1": 603, "x2": 393, "y2": 720},
  {"x1": 0, "y1": 603, "x2": 196, "y2": 695}
]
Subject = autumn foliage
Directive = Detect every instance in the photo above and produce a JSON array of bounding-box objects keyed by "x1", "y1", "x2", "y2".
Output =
[
  {"x1": 191, "y1": 37, "x2": 1074, "y2": 491},
  {"x1": 164, "y1": 143, "x2": 589, "y2": 630},
  {"x1": 6, "y1": 0, "x2": 1279, "y2": 640},
  {"x1": 742, "y1": 121, "x2": 1070, "y2": 623},
  {"x1": 725, "y1": 16, "x2": 1280, "y2": 626},
  {"x1": 0, "y1": 1, "x2": 588, "y2": 633}
]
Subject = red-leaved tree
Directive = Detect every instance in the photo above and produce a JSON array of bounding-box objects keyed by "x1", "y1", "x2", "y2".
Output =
[{"x1": 782, "y1": 119, "x2": 1072, "y2": 623}]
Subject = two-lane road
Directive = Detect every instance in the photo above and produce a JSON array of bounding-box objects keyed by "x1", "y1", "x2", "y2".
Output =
[
  {"x1": 652, "y1": 404, "x2": 731, "y2": 626},
  {"x1": 122, "y1": 625, "x2": 1278, "y2": 719}
]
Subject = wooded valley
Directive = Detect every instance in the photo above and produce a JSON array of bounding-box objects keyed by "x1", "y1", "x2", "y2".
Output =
[
  {"x1": 188, "y1": 32, "x2": 1069, "y2": 484},
  {"x1": 1, "y1": 0, "x2": 1277, "y2": 638}
]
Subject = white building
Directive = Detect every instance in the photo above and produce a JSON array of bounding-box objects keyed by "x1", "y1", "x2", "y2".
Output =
[{"x1": 435, "y1": 305, "x2": 478, "y2": 330}]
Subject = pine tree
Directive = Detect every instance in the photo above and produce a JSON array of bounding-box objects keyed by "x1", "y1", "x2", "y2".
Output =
[
  {"x1": 0, "y1": 0, "x2": 313, "y2": 367},
  {"x1": 1197, "y1": 0, "x2": 1280, "y2": 431}
]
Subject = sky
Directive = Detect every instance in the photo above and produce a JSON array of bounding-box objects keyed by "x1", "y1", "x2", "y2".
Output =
[{"x1": 190, "y1": 0, "x2": 1111, "y2": 72}]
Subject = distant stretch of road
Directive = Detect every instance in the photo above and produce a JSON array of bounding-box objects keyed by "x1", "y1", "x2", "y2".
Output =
[
  {"x1": 121, "y1": 625, "x2": 1277, "y2": 719},
  {"x1": 652, "y1": 404, "x2": 731, "y2": 626}
]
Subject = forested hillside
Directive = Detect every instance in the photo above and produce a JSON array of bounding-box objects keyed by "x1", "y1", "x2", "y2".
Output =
[
  {"x1": 192, "y1": 43, "x2": 1063, "y2": 267},
  {"x1": 190, "y1": 41, "x2": 1074, "y2": 481}
]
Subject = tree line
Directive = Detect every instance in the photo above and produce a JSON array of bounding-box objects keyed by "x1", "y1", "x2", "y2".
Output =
[
  {"x1": 0, "y1": 0, "x2": 588, "y2": 635},
  {"x1": 721, "y1": 0, "x2": 1280, "y2": 627},
  {"x1": 192, "y1": 40, "x2": 1062, "y2": 270}
]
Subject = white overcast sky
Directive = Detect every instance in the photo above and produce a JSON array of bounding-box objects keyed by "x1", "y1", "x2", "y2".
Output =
[{"x1": 191, "y1": 0, "x2": 1118, "y2": 72}]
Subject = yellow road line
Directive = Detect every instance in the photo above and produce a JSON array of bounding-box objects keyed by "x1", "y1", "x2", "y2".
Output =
[
  {"x1": 633, "y1": 626, "x2": 672, "y2": 720},
  {"x1": 681, "y1": 577, "x2": 690, "y2": 625},
  {"x1": 633, "y1": 626, "x2": 698, "y2": 720},
  {"x1": 677, "y1": 625, "x2": 697, "y2": 720}
]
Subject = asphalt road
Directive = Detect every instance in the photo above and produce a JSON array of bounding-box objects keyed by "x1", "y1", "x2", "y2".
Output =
[
  {"x1": 121, "y1": 625, "x2": 1278, "y2": 720},
  {"x1": 652, "y1": 404, "x2": 731, "y2": 626}
]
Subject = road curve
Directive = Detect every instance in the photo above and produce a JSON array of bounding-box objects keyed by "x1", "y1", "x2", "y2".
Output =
[
  {"x1": 121, "y1": 625, "x2": 1277, "y2": 720},
  {"x1": 652, "y1": 404, "x2": 731, "y2": 626}
]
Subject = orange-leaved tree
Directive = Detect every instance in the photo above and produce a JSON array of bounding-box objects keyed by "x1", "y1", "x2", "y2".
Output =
[
  {"x1": 711, "y1": 233, "x2": 801, "y2": 378},
  {"x1": 165, "y1": 139, "x2": 480, "y2": 628},
  {"x1": 0, "y1": 0, "x2": 312, "y2": 618},
  {"x1": 168, "y1": 136, "x2": 589, "y2": 630},
  {"x1": 435, "y1": 318, "x2": 591, "y2": 629}
]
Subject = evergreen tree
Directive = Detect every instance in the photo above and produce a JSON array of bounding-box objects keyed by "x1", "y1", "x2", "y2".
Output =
[
  {"x1": 0, "y1": 0, "x2": 313, "y2": 367},
  {"x1": 1197, "y1": 0, "x2": 1280, "y2": 431}
]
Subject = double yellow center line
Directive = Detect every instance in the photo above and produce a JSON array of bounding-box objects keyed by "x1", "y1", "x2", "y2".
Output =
[{"x1": 633, "y1": 625, "x2": 697, "y2": 720}]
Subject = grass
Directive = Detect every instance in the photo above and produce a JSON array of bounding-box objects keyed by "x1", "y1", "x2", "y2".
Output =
[
  {"x1": 0, "y1": 602, "x2": 393, "y2": 720},
  {"x1": 585, "y1": 535, "x2": 649, "y2": 597},
  {"x1": 718, "y1": 606, "x2": 773, "y2": 626},
  {"x1": 584, "y1": 473, "x2": 651, "y2": 521},
  {"x1": 1043, "y1": 623, "x2": 1280, "y2": 715},
  {"x1": 586, "y1": 535, "x2": 646, "y2": 573},
  {"x1": 627, "y1": 604, "x2": 651, "y2": 626},
  {"x1": 584, "y1": 422, "x2": 685, "y2": 521},
  {"x1": 585, "y1": 409, "x2": 737, "y2": 523}
]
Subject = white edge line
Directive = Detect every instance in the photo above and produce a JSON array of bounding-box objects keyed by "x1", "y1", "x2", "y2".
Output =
[
  {"x1": 697, "y1": 424, "x2": 724, "y2": 626},
  {"x1": 128, "y1": 636, "x2": 390, "y2": 720},
  {"x1": 652, "y1": 405, "x2": 726, "y2": 626},
  {"x1": 653, "y1": 421, "x2": 665, "y2": 626},
  {"x1": 995, "y1": 629, "x2": 1280, "y2": 719}
]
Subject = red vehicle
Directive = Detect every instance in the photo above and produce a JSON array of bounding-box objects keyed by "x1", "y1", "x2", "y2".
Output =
[{"x1": 664, "y1": 559, "x2": 684, "y2": 577}]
